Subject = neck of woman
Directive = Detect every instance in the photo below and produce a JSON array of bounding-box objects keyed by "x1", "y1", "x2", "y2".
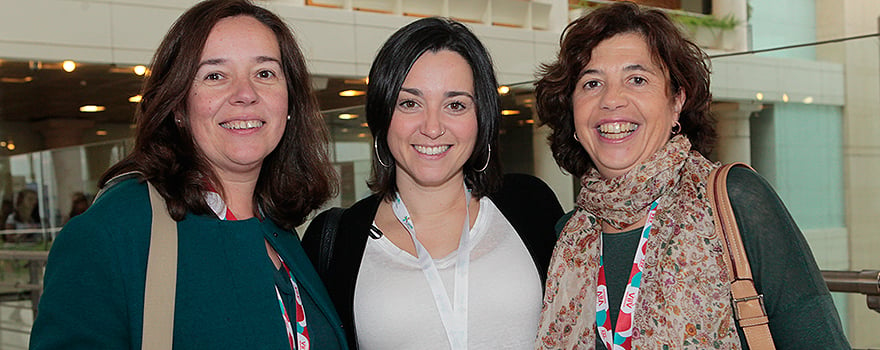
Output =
[
  {"x1": 215, "y1": 175, "x2": 258, "y2": 220},
  {"x1": 396, "y1": 175, "x2": 470, "y2": 224}
]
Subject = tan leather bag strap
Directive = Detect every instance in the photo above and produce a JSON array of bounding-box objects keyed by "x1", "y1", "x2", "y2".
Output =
[
  {"x1": 707, "y1": 162, "x2": 775, "y2": 350},
  {"x1": 143, "y1": 182, "x2": 178, "y2": 350}
]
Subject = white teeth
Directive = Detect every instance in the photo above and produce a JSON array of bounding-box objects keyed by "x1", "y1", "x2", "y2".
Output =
[
  {"x1": 220, "y1": 120, "x2": 264, "y2": 130},
  {"x1": 414, "y1": 145, "x2": 450, "y2": 155},
  {"x1": 597, "y1": 122, "x2": 638, "y2": 139}
]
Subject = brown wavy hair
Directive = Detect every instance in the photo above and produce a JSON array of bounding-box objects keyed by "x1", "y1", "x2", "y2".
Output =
[
  {"x1": 100, "y1": 0, "x2": 337, "y2": 229},
  {"x1": 535, "y1": 1, "x2": 715, "y2": 177}
]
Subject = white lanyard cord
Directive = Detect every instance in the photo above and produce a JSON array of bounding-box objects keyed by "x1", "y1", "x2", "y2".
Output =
[{"x1": 391, "y1": 183, "x2": 471, "y2": 350}]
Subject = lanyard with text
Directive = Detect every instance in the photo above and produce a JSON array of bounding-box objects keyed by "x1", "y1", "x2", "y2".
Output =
[
  {"x1": 596, "y1": 199, "x2": 659, "y2": 350},
  {"x1": 276, "y1": 256, "x2": 310, "y2": 350},
  {"x1": 391, "y1": 183, "x2": 472, "y2": 350}
]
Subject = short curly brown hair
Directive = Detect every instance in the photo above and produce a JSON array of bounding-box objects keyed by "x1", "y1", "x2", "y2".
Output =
[{"x1": 536, "y1": 1, "x2": 716, "y2": 177}]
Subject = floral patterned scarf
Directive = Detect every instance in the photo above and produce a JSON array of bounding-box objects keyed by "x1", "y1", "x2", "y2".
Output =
[{"x1": 537, "y1": 136, "x2": 742, "y2": 349}]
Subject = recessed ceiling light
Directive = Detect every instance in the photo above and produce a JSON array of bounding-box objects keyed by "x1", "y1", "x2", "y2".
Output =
[
  {"x1": 802, "y1": 96, "x2": 814, "y2": 104},
  {"x1": 62, "y1": 60, "x2": 76, "y2": 73},
  {"x1": 0, "y1": 76, "x2": 33, "y2": 83},
  {"x1": 338, "y1": 113, "x2": 358, "y2": 120},
  {"x1": 357, "y1": 133, "x2": 368, "y2": 138},
  {"x1": 755, "y1": 92, "x2": 764, "y2": 101},
  {"x1": 96, "y1": 130, "x2": 108, "y2": 136},
  {"x1": 338, "y1": 90, "x2": 365, "y2": 97},
  {"x1": 133, "y1": 65, "x2": 147, "y2": 76},
  {"x1": 360, "y1": 122, "x2": 369, "y2": 128},
  {"x1": 129, "y1": 95, "x2": 142, "y2": 103},
  {"x1": 6, "y1": 143, "x2": 14, "y2": 151},
  {"x1": 782, "y1": 93, "x2": 789, "y2": 103},
  {"x1": 80, "y1": 105, "x2": 106, "y2": 112},
  {"x1": 498, "y1": 86, "x2": 510, "y2": 95},
  {"x1": 501, "y1": 109, "x2": 520, "y2": 116}
]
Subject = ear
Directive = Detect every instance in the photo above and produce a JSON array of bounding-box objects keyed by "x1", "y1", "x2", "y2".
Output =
[{"x1": 672, "y1": 88, "x2": 686, "y2": 119}]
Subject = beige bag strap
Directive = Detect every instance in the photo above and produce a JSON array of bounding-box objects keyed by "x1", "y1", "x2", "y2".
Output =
[
  {"x1": 143, "y1": 182, "x2": 178, "y2": 350},
  {"x1": 707, "y1": 162, "x2": 776, "y2": 350}
]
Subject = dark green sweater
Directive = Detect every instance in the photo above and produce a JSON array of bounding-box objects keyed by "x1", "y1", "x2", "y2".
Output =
[
  {"x1": 30, "y1": 179, "x2": 348, "y2": 349},
  {"x1": 558, "y1": 167, "x2": 850, "y2": 350}
]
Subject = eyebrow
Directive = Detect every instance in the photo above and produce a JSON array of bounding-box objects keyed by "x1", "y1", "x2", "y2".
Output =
[
  {"x1": 197, "y1": 56, "x2": 282, "y2": 69},
  {"x1": 579, "y1": 64, "x2": 654, "y2": 78},
  {"x1": 399, "y1": 87, "x2": 474, "y2": 100}
]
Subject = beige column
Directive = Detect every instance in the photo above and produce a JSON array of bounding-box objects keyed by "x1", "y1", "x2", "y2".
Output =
[
  {"x1": 712, "y1": 0, "x2": 749, "y2": 51},
  {"x1": 713, "y1": 102, "x2": 762, "y2": 165}
]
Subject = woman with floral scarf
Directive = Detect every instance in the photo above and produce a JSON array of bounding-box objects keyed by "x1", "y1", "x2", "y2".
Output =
[{"x1": 533, "y1": 2, "x2": 849, "y2": 349}]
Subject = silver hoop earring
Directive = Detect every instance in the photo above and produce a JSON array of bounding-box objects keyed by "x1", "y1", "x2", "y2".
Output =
[
  {"x1": 573, "y1": 132, "x2": 580, "y2": 142},
  {"x1": 671, "y1": 121, "x2": 681, "y2": 135},
  {"x1": 374, "y1": 137, "x2": 392, "y2": 168},
  {"x1": 475, "y1": 144, "x2": 491, "y2": 172}
]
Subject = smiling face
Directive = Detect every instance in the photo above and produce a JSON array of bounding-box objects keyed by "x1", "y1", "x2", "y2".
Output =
[
  {"x1": 387, "y1": 50, "x2": 478, "y2": 191},
  {"x1": 186, "y1": 15, "x2": 288, "y2": 183},
  {"x1": 572, "y1": 32, "x2": 685, "y2": 179}
]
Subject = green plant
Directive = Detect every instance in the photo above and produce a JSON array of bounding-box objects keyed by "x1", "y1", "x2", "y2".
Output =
[{"x1": 675, "y1": 13, "x2": 738, "y2": 30}]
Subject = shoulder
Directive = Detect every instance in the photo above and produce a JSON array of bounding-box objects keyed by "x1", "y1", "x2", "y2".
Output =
[
  {"x1": 57, "y1": 178, "x2": 151, "y2": 250},
  {"x1": 491, "y1": 173, "x2": 559, "y2": 206},
  {"x1": 302, "y1": 194, "x2": 382, "y2": 255},
  {"x1": 500, "y1": 173, "x2": 553, "y2": 193}
]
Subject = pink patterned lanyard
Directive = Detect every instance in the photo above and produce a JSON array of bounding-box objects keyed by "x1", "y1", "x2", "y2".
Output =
[
  {"x1": 596, "y1": 199, "x2": 659, "y2": 350},
  {"x1": 276, "y1": 256, "x2": 310, "y2": 350},
  {"x1": 205, "y1": 190, "x2": 309, "y2": 350}
]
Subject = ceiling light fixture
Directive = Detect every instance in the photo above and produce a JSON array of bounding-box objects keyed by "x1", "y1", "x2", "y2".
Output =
[
  {"x1": 133, "y1": 65, "x2": 148, "y2": 76},
  {"x1": 755, "y1": 92, "x2": 764, "y2": 101},
  {"x1": 338, "y1": 113, "x2": 358, "y2": 120},
  {"x1": 782, "y1": 93, "x2": 789, "y2": 103},
  {"x1": 96, "y1": 130, "x2": 108, "y2": 136},
  {"x1": 498, "y1": 86, "x2": 510, "y2": 95},
  {"x1": 338, "y1": 90, "x2": 365, "y2": 97},
  {"x1": 129, "y1": 95, "x2": 143, "y2": 103},
  {"x1": 501, "y1": 109, "x2": 520, "y2": 116},
  {"x1": 80, "y1": 105, "x2": 106, "y2": 112},
  {"x1": 802, "y1": 96, "x2": 814, "y2": 104},
  {"x1": 0, "y1": 76, "x2": 33, "y2": 83},
  {"x1": 62, "y1": 60, "x2": 76, "y2": 73}
]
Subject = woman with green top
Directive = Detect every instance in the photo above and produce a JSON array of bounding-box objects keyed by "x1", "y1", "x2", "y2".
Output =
[
  {"x1": 30, "y1": 1, "x2": 347, "y2": 349},
  {"x1": 534, "y1": 2, "x2": 849, "y2": 349}
]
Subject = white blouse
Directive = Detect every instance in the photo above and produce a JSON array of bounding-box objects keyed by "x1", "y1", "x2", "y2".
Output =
[{"x1": 353, "y1": 197, "x2": 543, "y2": 350}]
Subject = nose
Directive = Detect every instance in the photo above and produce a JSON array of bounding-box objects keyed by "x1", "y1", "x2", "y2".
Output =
[
  {"x1": 230, "y1": 78, "x2": 258, "y2": 105},
  {"x1": 600, "y1": 83, "x2": 626, "y2": 111},
  {"x1": 419, "y1": 108, "x2": 446, "y2": 139}
]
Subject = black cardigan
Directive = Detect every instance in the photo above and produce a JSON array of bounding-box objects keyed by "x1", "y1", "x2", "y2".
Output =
[{"x1": 302, "y1": 173, "x2": 564, "y2": 348}]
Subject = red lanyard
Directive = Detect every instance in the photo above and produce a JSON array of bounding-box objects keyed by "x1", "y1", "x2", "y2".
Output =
[
  {"x1": 276, "y1": 257, "x2": 310, "y2": 350},
  {"x1": 596, "y1": 199, "x2": 659, "y2": 350}
]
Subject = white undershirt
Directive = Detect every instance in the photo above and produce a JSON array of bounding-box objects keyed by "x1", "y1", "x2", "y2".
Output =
[{"x1": 353, "y1": 197, "x2": 543, "y2": 350}]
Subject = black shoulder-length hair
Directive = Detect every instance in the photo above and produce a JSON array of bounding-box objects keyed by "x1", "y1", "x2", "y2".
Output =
[
  {"x1": 366, "y1": 17, "x2": 502, "y2": 200},
  {"x1": 100, "y1": 0, "x2": 337, "y2": 230},
  {"x1": 536, "y1": 1, "x2": 715, "y2": 177}
]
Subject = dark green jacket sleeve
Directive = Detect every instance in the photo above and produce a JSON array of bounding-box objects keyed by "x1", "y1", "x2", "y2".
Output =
[
  {"x1": 728, "y1": 166, "x2": 850, "y2": 350},
  {"x1": 30, "y1": 205, "x2": 139, "y2": 349}
]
